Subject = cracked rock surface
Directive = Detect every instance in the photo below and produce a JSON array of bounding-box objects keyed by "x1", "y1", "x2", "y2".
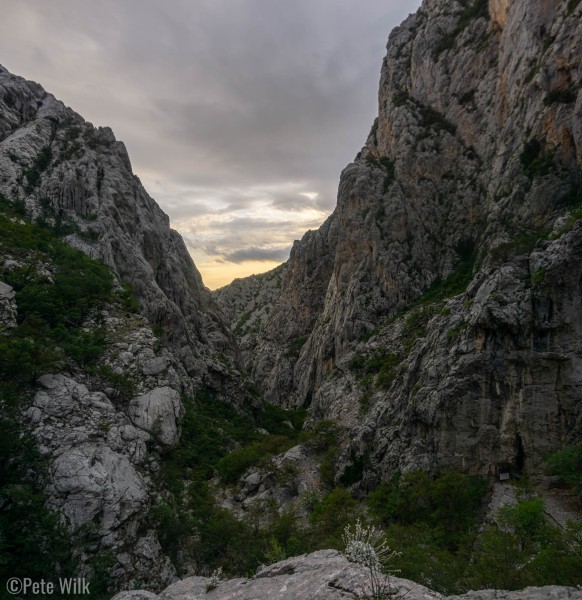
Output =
[
  {"x1": 219, "y1": 0, "x2": 582, "y2": 481},
  {"x1": 112, "y1": 550, "x2": 582, "y2": 600}
]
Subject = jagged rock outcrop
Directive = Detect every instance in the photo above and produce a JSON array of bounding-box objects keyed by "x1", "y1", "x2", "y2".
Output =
[
  {"x1": 0, "y1": 64, "x2": 238, "y2": 388},
  {"x1": 112, "y1": 550, "x2": 582, "y2": 600},
  {"x1": 221, "y1": 0, "x2": 582, "y2": 478},
  {"x1": 22, "y1": 309, "x2": 196, "y2": 589}
]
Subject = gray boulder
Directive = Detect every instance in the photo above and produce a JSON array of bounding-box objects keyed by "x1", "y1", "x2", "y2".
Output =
[
  {"x1": 129, "y1": 386, "x2": 184, "y2": 446},
  {"x1": 0, "y1": 280, "x2": 16, "y2": 330}
]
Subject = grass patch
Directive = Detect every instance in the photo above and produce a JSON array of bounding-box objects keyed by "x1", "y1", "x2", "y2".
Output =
[
  {"x1": 530, "y1": 268, "x2": 546, "y2": 286},
  {"x1": 490, "y1": 230, "x2": 551, "y2": 261},
  {"x1": 411, "y1": 252, "x2": 477, "y2": 308}
]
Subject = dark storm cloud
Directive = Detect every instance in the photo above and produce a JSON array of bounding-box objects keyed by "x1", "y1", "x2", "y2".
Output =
[{"x1": 0, "y1": 0, "x2": 421, "y2": 285}]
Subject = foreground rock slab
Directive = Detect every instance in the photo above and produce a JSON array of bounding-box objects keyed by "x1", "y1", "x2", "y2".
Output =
[{"x1": 112, "y1": 550, "x2": 582, "y2": 600}]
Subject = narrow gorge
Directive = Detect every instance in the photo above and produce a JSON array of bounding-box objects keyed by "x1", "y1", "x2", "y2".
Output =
[{"x1": 1, "y1": 0, "x2": 581, "y2": 598}]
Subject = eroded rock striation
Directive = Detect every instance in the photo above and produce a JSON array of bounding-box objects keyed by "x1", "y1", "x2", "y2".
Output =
[
  {"x1": 214, "y1": 263, "x2": 287, "y2": 373},
  {"x1": 220, "y1": 0, "x2": 582, "y2": 479}
]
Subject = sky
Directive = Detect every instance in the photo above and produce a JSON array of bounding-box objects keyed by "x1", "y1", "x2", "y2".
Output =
[{"x1": 0, "y1": 0, "x2": 420, "y2": 289}]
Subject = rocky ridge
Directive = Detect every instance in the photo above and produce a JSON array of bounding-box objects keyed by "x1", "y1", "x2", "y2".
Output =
[
  {"x1": 0, "y1": 64, "x2": 238, "y2": 389},
  {"x1": 0, "y1": 243, "x2": 192, "y2": 589},
  {"x1": 220, "y1": 0, "x2": 582, "y2": 480},
  {"x1": 112, "y1": 550, "x2": 582, "y2": 600}
]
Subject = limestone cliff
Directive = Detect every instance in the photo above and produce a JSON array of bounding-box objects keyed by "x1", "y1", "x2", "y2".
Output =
[
  {"x1": 222, "y1": 0, "x2": 582, "y2": 479},
  {"x1": 0, "y1": 64, "x2": 237, "y2": 387},
  {"x1": 214, "y1": 263, "x2": 287, "y2": 372},
  {"x1": 0, "y1": 65, "x2": 247, "y2": 590}
]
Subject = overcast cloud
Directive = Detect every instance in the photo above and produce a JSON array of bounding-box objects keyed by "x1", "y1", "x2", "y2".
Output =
[{"x1": 0, "y1": 0, "x2": 421, "y2": 288}]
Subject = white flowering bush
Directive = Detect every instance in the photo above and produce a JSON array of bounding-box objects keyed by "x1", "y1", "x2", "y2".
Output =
[
  {"x1": 343, "y1": 519, "x2": 400, "y2": 571},
  {"x1": 343, "y1": 519, "x2": 401, "y2": 599},
  {"x1": 205, "y1": 566, "x2": 225, "y2": 593}
]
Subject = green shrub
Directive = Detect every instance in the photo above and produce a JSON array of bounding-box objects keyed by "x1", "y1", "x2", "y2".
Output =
[
  {"x1": 304, "y1": 420, "x2": 340, "y2": 453},
  {"x1": 381, "y1": 160, "x2": 396, "y2": 193},
  {"x1": 467, "y1": 498, "x2": 582, "y2": 590},
  {"x1": 159, "y1": 390, "x2": 257, "y2": 493},
  {"x1": 91, "y1": 365, "x2": 138, "y2": 406},
  {"x1": 234, "y1": 309, "x2": 253, "y2": 336},
  {"x1": 520, "y1": 138, "x2": 553, "y2": 177},
  {"x1": 319, "y1": 446, "x2": 339, "y2": 488},
  {"x1": 435, "y1": 31, "x2": 458, "y2": 56},
  {"x1": 367, "y1": 473, "x2": 402, "y2": 525},
  {"x1": 24, "y1": 146, "x2": 52, "y2": 192},
  {"x1": 309, "y1": 487, "x2": 358, "y2": 549},
  {"x1": 547, "y1": 445, "x2": 582, "y2": 488},
  {"x1": 287, "y1": 335, "x2": 309, "y2": 358},
  {"x1": 0, "y1": 418, "x2": 79, "y2": 587},
  {"x1": 256, "y1": 401, "x2": 305, "y2": 435},
  {"x1": 544, "y1": 89, "x2": 576, "y2": 106},
  {"x1": 393, "y1": 91, "x2": 409, "y2": 107},
  {"x1": 0, "y1": 205, "x2": 114, "y2": 382},
  {"x1": 115, "y1": 281, "x2": 140, "y2": 313},
  {"x1": 367, "y1": 470, "x2": 487, "y2": 550},
  {"x1": 217, "y1": 435, "x2": 294, "y2": 484}
]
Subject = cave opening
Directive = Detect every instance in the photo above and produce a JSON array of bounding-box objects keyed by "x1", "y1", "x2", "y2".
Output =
[{"x1": 516, "y1": 434, "x2": 525, "y2": 473}]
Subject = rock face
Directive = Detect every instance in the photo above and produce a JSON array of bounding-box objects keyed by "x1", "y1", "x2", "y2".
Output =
[
  {"x1": 112, "y1": 550, "x2": 582, "y2": 600},
  {"x1": 214, "y1": 264, "x2": 287, "y2": 372},
  {"x1": 0, "y1": 64, "x2": 237, "y2": 386},
  {"x1": 0, "y1": 64, "x2": 250, "y2": 590},
  {"x1": 129, "y1": 387, "x2": 184, "y2": 447},
  {"x1": 220, "y1": 0, "x2": 582, "y2": 479},
  {"x1": 23, "y1": 310, "x2": 193, "y2": 590}
]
